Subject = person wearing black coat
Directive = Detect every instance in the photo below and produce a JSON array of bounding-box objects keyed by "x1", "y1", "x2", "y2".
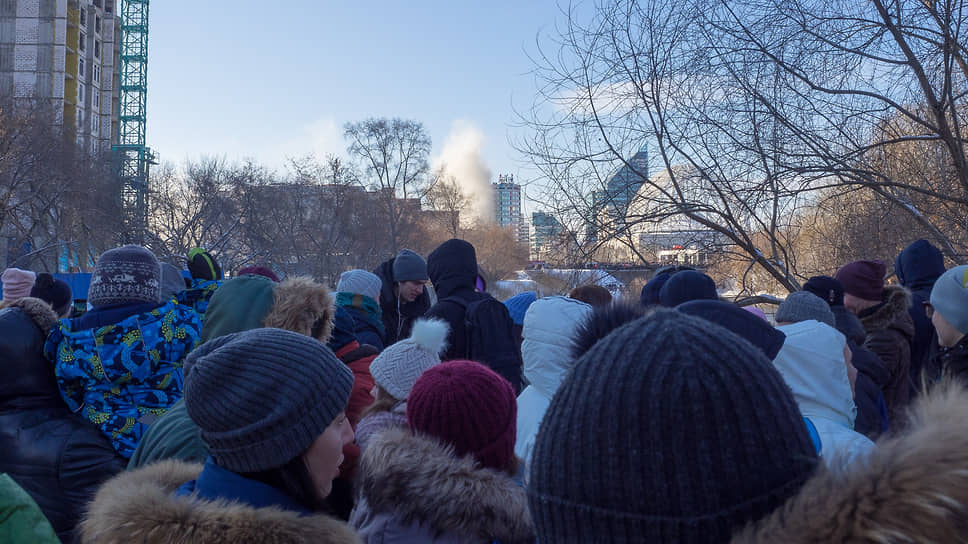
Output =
[
  {"x1": 895, "y1": 240, "x2": 946, "y2": 386},
  {"x1": 0, "y1": 298, "x2": 125, "y2": 543},
  {"x1": 373, "y1": 250, "x2": 432, "y2": 346}
]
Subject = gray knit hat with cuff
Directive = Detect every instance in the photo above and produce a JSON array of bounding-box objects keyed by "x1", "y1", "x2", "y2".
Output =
[
  {"x1": 776, "y1": 291, "x2": 836, "y2": 327},
  {"x1": 369, "y1": 318, "x2": 448, "y2": 400},
  {"x1": 337, "y1": 269, "x2": 382, "y2": 301},
  {"x1": 931, "y1": 265, "x2": 968, "y2": 335},
  {"x1": 392, "y1": 249, "x2": 428, "y2": 282},
  {"x1": 183, "y1": 327, "x2": 353, "y2": 473}
]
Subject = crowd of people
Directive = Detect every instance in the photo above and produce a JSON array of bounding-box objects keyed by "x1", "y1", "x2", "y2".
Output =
[{"x1": 2, "y1": 237, "x2": 968, "y2": 543}]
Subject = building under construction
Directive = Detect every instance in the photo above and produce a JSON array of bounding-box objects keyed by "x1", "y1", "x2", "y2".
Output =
[{"x1": 0, "y1": 0, "x2": 121, "y2": 154}]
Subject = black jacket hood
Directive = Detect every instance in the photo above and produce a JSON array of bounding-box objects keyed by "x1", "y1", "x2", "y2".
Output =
[
  {"x1": 428, "y1": 239, "x2": 479, "y2": 299},
  {"x1": 0, "y1": 298, "x2": 61, "y2": 408}
]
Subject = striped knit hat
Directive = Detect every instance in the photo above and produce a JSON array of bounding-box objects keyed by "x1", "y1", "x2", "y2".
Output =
[
  {"x1": 529, "y1": 309, "x2": 817, "y2": 543},
  {"x1": 183, "y1": 328, "x2": 353, "y2": 472}
]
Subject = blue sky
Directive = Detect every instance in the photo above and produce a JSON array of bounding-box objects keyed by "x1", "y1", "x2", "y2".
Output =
[{"x1": 147, "y1": 0, "x2": 567, "y2": 195}]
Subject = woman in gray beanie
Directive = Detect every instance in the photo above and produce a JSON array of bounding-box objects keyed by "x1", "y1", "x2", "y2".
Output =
[{"x1": 79, "y1": 328, "x2": 362, "y2": 544}]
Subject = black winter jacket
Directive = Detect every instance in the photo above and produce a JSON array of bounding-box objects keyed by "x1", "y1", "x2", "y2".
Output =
[
  {"x1": 374, "y1": 258, "x2": 431, "y2": 346},
  {"x1": 926, "y1": 334, "x2": 968, "y2": 386},
  {"x1": 895, "y1": 240, "x2": 945, "y2": 384},
  {"x1": 833, "y1": 306, "x2": 890, "y2": 438},
  {"x1": 0, "y1": 298, "x2": 125, "y2": 543},
  {"x1": 425, "y1": 239, "x2": 492, "y2": 361}
]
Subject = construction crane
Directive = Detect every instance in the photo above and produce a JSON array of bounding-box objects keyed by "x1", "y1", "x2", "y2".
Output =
[{"x1": 113, "y1": 0, "x2": 154, "y2": 244}]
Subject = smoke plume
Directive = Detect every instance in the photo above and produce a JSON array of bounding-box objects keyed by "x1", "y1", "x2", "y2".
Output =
[{"x1": 433, "y1": 120, "x2": 494, "y2": 223}]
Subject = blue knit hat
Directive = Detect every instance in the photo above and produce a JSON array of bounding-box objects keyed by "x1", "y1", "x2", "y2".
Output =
[
  {"x1": 503, "y1": 291, "x2": 538, "y2": 326},
  {"x1": 659, "y1": 270, "x2": 718, "y2": 307},
  {"x1": 640, "y1": 273, "x2": 670, "y2": 306},
  {"x1": 184, "y1": 328, "x2": 353, "y2": 473},
  {"x1": 678, "y1": 299, "x2": 787, "y2": 360}
]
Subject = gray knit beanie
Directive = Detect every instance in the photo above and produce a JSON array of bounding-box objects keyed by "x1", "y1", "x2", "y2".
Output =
[
  {"x1": 776, "y1": 291, "x2": 836, "y2": 327},
  {"x1": 88, "y1": 245, "x2": 161, "y2": 307},
  {"x1": 337, "y1": 269, "x2": 382, "y2": 302},
  {"x1": 392, "y1": 249, "x2": 428, "y2": 282},
  {"x1": 183, "y1": 328, "x2": 353, "y2": 473},
  {"x1": 369, "y1": 319, "x2": 448, "y2": 400}
]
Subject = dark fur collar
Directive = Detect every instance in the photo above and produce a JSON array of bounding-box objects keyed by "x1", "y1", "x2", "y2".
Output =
[
  {"x1": 732, "y1": 381, "x2": 968, "y2": 543},
  {"x1": 1, "y1": 296, "x2": 58, "y2": 332},
  {"x1": 81, "y1": 460, "x2": 360, "y2": 544},
  {"x1": 859, "y1": 285, "x2": 913, "y2": 334},
  {"x1": 358, "y1": 429, "x2": 533, "y2": 543}
]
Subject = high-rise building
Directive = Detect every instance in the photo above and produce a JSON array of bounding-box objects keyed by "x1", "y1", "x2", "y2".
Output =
[
  {"x1": 493, "y1": 174, "x2": 528, "y2": 244},
  {"x1": 586, "y1": 145, "x2": 650, "y2": 244},
  {"x1": 531, "y1": 211, "x2": 563, "y2": 260},
  {"x1": 0, "y1": 0, "x2": 121, "y2": 154}
]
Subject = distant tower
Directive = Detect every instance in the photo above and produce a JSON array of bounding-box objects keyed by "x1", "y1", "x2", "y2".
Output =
[{"x1": 493, "y1": 175, "x2": 528, "y2": 245}]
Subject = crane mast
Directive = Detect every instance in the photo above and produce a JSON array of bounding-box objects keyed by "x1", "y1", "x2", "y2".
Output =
[{"x1": 113, "y1": 0, "x2": 153, "y2": 244}]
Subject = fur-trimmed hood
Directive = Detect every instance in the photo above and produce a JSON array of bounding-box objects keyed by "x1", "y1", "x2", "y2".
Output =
[
  {"x1": 353, "y1": 429, "x2": 533, "y2": 543},
  {"x1": 202, "y1": 275, "x2": 335, "y2": 344},
  {"x1": 732, "y1": 381, "x2": 968, "y2": 543},
  {"x1": 81, "y1": 460, "x2": 360, "y2": 544},
  {"x1": 265, "y1": 276, "x2": 335, "y2": 343},
  {"x1": 858, "y1": 285, "x2": 914, "y2": 337}
]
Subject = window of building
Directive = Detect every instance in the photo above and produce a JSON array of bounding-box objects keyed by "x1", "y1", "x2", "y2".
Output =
[
  {"x1": 79, "y1": 33, "x2": 86, "y2": 51},
  {"x1": 93, "y1": 65, "x2": 100, "y2": 83},
  {"x1": 93, "y1": 91, "x2": 99, "y2": 108},
  {"x1": 78, "y1": 83, "x2": 85, "y2": 102},
  {"x1": 78, "y1": 58, "x2": 84, "y2": 77},
  {"x1": 95, "y1": 15, "x2": 101, "y2": 34},
  {"x1": 80, "y1": 9, "x2": 86, "y2": 27},
  {"x1": 93, "y1": 0, "x2": 102, "y2": 8},
  {"x1": 92, "y1": 115, "x2": 99, "y2": 132},
  {"x1": 94, "y1": 41, "x2": 100, "y2": 59}
]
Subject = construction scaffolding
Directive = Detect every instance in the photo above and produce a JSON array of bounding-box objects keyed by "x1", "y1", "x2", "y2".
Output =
[{"x1": 113, "y1": 0, "x2": 153, "y2": 244}]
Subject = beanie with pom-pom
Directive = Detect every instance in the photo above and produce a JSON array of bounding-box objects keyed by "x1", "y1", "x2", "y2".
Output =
[{"x1": 369, "y1": 319, "x2": 449, "y2": 400}]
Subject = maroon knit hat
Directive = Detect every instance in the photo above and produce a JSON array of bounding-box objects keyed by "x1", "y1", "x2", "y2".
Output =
[
  {"x1": 407, "y1": 360, "x2": 517, "y2": 471},
  {"x1": 835, "y1": 260, "x2": 886, "y2": 301}
]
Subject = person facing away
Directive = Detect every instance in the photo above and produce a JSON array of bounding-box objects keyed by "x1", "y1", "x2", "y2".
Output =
[
  {"x1": 835, "y1": 260, "x2": 914, "y2": 420},
  {"x1": 515, "y1": 295, "x2": 592, "y2": 479},
  {"x1": 425, "y1": 238, "x2": 524, "y2": 391},
  {"x1": 80, "y1": 328, "x2": 362, "y2": 544},
  {"x1": 0, "y1": 296, "x2": 124, "y2": 543},
  {"x1": 43, "y1": 245, "x2": 202, "y2": 459},
  {"x1": 336, "y1": 269, "x2": 387, "y2": 351},
  {"x1": 772, "y1": 297, "x2": 876, "y2": 471},
  {"x1": 351, "y1": 360, "x2": 533, "y2": 544},
  {"x1": 373, "y1": 249, "x2": 432, "y2": 345},
  {"x1": 802, "y1": 276, "x2": 891, "y2": 439},
  {"x1": 895, "y1": 239, "x2": 946, "y2": 385},
  {"x1": 355, "y1": 319, "x2": 448, "y2": 453}
]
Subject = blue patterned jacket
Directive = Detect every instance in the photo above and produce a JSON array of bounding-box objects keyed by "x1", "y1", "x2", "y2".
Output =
[
  {"x1": 175, "y1": 278, "x2": 222, "y2": 318},
  {"x1": 43, "y1": 300, "x2": 202, "y2": 458}
]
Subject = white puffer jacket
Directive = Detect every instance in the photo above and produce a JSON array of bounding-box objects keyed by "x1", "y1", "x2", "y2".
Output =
[
  {"x1": 774, "y1": 320, "x2": 875, "y2": 471},
  {"x1": 515, "y1": 296, "x2": 593, "y2": 477}
]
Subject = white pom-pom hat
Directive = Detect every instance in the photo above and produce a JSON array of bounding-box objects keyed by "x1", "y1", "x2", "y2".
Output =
[{"x1": 368, "y1": 318, "x2": 449, "y2": 401}]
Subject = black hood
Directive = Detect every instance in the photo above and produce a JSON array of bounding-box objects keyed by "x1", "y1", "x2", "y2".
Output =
[
  {"x1": 0, "y1": 298, "x2": 61, "y2": 408},
  {"x1": 896, "y1": 239, "x2": 945, "y2": 292},
  {"x1": 428, "y1": 239, "x2": 478, "y2": 299},
  {"x1": 832, "y1": 306, "x2": 867, "y2": 345}
]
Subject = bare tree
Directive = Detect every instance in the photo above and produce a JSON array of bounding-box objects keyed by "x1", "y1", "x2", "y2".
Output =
[
  {"x1": 344, "y1": 118, "x2": 433, "y2": 253},
  {"x1": 518, "y1": 0, "x2": 968, "y2": 295},
  {"x1": 425, "y1": 169, "x2": 469, "y2": 238}
]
